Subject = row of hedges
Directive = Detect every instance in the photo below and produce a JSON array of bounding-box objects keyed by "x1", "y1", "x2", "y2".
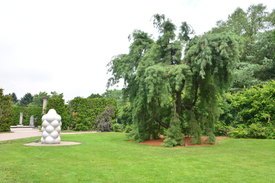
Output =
[
  {"x1": 9, "y1": 95, "x2": 117, "y2": 131},
  {"x1": 12, "y1": 105, "x2": 42, "y2": 126},
  {"x1": 217, "y1": 80, "x2": 275, "y2": 138}
]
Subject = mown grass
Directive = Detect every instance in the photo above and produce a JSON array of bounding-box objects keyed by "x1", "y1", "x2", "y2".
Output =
[{"x1": 0, "y1": 133, "x2": 274, "y2": 183}]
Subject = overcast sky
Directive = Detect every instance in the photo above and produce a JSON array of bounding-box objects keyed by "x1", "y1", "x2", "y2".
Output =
[{"x1": 0, "y1": 0, "x2": 274, "y2": 101}]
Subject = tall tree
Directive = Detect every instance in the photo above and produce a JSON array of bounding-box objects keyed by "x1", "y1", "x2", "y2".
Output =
[
  {"x1": 10, "y1": 92, "x2": 18, "y2": 104},
  {"x1": 108, "y1": 14, "x2": 240, "y2": 146}
]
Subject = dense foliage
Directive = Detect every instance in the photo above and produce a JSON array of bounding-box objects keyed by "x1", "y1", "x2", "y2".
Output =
[
  {"x1": 69, "y1": 97, "x2": 116, "y2": 131},
  {"x1": 19, "y1": 93, "x2": 33, "y2": 106},
  {"x1": 12, "y1": 105, "x2": 42, "y2": 126},
  {"x1": 32, "y1": 92, "x2": 49, "y2": 107},
  {"x1": 108, "y1": 14, "x2": 240, "y2": 146},
  {"x1": 10, "y1": 93, "x2": 18, "y2": 104},
  {"x1": 46, "y1": 93, "x2": 70, "y2": 130},
  {"x1": 0, "y1": 89, "x2": 13, "y2": 132},
  {"x1": 212, "y1": 4, "x2": 275, "y2": 88},
  {"x1": 88, "y1": 93, "x2": 102, "y2": 98},
  {"x1": 219, "y1": 80, "x2": 275, "y2": 138}
]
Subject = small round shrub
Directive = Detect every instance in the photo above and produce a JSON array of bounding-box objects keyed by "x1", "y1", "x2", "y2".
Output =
[
  {"x1": 112, "y1": 123, "x2": 123, "y2": 132},
  {"x1": 75, "y1": 124, "x2": 89, "y2": 131}
]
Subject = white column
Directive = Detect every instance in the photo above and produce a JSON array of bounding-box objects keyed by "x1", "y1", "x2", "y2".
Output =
[
  {"x1": 19, "y1": 112, "x2": 23, "y2": 126},
  {"x1": 29, "y1": 115, "x2": 34, "y2": 127},
  {"x1": 42, "y1": 98, "x2": 48, "y2": 114}
]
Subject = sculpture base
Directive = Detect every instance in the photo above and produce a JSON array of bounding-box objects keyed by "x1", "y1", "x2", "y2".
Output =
[
  {"x1": 24, "y1": 141, "x2": 81, "y2": 146},
  {"x1": 10, "y1": 126, "x2": 36, "y2": 133},
  {"x1": 10, "y1": 125, "x2": 34, "y2": 128}
]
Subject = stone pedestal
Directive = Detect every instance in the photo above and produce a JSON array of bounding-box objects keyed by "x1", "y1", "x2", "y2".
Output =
[{"x1": 41, "y1": 109, "x2": 62, "y2": 144}]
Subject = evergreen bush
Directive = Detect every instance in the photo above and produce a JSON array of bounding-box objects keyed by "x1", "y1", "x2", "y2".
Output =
[
  {"x1": 163, "y1": 113, "x2": 183, "y2": 147},
  {"x1": 0, "y1": 89, "x2": 13, "y2": 132},
  {"x1": 220, "y1": 80, "x2": 275, "y2": 139},
  {"x1": 112, "y1": 123, "x2": 123, "y2": 132}
]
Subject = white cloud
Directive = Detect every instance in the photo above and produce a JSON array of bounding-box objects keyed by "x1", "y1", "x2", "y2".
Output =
[{"x1": 0, "y1": 0, "x2": 274, "y2": 101}]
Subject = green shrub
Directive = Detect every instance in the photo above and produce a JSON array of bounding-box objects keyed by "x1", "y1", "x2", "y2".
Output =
[
  {"x1": 228, "y1": 123, "x2": 275, "y2": 139},
  {"x1": 0, "y1": 89, "x2": 13, "y2": 132},
  {"x1": 247, "y1": 123, "x2": 267, "y2": 139},
  {"x1": 126, "y1": 124, "x2": 142, "y2": 142},
  {"x1": 220, "y1": 80, "x2": 275, "y2": 139},
  {"x1": 225, "y1": 81, "x2": 274, "y2": 126},
  {"x1": 112, "y1": 123, "x2": 123, "y2": 132},
  {"x1": 75, "y1": 123, "x2": 89, "y2": 131},
  {"x1": 228, "y1": 125, "x2": 249, "y2": 138},
  {"x1": 214, "y1": 121, "x2": 230, "y2": 136},
  {"x1": 266, "y1": 121, "x2": 275, "y2": 139},
  {"x1": 124, "y1": 125, "x2": 133, "y2": 133},
  {"x1": 163, "y1": 114, "x2": 183, "y2": 147},
  {"x1": 69, "y1": 97, "x2": 116, "y2": 131}
]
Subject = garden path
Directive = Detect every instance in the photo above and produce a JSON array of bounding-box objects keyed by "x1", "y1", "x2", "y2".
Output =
[{"x1": 0, "y1": 128, "x2": 96, "y2": 141}]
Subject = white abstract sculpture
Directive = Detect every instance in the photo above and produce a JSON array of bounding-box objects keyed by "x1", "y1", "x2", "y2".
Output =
[{"x1": 41, "y1": 109, "x2": 62, "y2": 144}]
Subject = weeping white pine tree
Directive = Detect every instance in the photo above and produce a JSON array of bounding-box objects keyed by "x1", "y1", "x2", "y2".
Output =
[{"x1": 108, "y1": 14, "x2": 240, "y2": 147}]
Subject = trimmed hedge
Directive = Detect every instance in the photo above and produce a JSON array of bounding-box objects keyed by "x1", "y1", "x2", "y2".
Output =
[
  {"x1": 69, "y1": 97, "x2": 116, "y2": 131},
  {"x1": 0, "y1": 89, "x2": 13, "y2": 132},
  {"x1": 12, "y1": 105, "x2": 42, "y2": 126},
  {"x1": 8, "y1": 92, "x2": 118, "y2": 131},
  {"x1": 46, "y1": 94, "x2": 70, "y2": 130}
]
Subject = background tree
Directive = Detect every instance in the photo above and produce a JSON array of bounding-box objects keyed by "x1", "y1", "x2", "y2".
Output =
[
  {"x1": 32, "y1": 92, "x2": 49, "y2": 107},
  {"x1": 212, "y1": 4, "x2": 275, "y2": 89},
  {"x1": 88, "y1": 93, "x2": 102, "y2": 98},
  {"x1": 20, "y1": 93, "x2": 33, "y2": 106},
  {"x1": 10, "y1": 93, "x2": 18, "y2": 104},
  {"x1": 102, "y1": 89, "x2": 123, "y2": 104}
]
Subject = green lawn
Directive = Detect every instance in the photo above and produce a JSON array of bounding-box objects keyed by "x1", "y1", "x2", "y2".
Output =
[{"x1": 0, "y1": 133, "x2": 274, "y2": 183}]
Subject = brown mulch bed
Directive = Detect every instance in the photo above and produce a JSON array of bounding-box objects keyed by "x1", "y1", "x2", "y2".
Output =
[{"x1": 139, "y1": 136, "x2": 228, "y2": 147}]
